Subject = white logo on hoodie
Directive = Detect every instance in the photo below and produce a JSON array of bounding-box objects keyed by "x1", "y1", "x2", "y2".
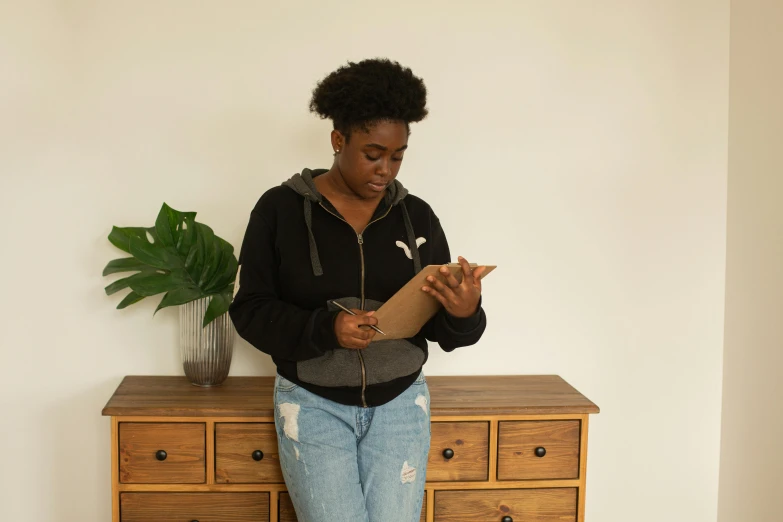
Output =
[{"x1": 396, "y1": 237, "x2": 427, "y2": 259}]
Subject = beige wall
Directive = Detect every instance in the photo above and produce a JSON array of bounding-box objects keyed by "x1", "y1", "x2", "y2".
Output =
[
  {"x1": 717, "y1": 1, "x2": 783, "y2": 521},
  {"x1": 1, "y1": 2, "x2": 729, "y2": 521}
]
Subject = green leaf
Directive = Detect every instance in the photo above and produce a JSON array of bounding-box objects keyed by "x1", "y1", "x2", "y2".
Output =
[
  {"x1": 155, "y1": 287, "x2": 205, "y2": 313},
  {"x1": 105, "y1": 275, "x2": 135, "y2": 295},
  {"x1": 176, "y1": 214, "x2": 197, "y2": 257},
  {"x1": 105, "y1": 203, "x2": 238, "y2": 324},
  {"x1": 129, "y1": 235, "x2": 182, "y2": 271},
  {"x1": 155, "y1": 203, "x2": 197, "y2": 250},
  {"x1": 195, "y1": 223, "x2": 218, "y2": 287},
  {"x1": 108, "y1": 226, "x2": 156, "y2": 254},
  {"x1": 103, "y1": 257, "x2": 159, "y2": 276},
  {"x1": 205, "y1": 239, "x2": 238, "y2": 294},
  {"x1": 202, "y1": 290, "x2": 232, "y2": 327},
  {"x1": 155, "y1": 204, "x2": 177, "y2": 248},
  {"x1": 128, "y1": 271, "x2": 192, "y2": 297},
  {"x1": 185, "y1": 224, "x2": 207, "y2": 283},
  {"x1": 117, "y1": 291, "x2": 145, "y2": 309},
  {"x1": 204, "y1": 236, "x2": 225, "y2": 289}
]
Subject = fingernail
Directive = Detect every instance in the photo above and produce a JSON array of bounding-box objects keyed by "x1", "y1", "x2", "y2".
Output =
[
  {"x1": 440, "y1": 267, "x2": 448, "y2": 273},
  {"x1": 421, "y1": 286, "x2": 428, "y2": 291},
  {"x1": 367, "y1": 311, "x2": 374, "y2": 316}
]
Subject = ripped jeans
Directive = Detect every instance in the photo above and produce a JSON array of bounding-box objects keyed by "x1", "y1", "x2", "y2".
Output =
[{"x1": 274, "y1": 372, "x2": 431, "y2": 522}]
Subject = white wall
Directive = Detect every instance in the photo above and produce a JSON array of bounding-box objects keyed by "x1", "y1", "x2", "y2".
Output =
[
  {"x1": 0, "y1": 1, "x2": 728, "y2": 520},
  {"x1": 717, "y1": 1, "x2": 783, "y2": 521}
]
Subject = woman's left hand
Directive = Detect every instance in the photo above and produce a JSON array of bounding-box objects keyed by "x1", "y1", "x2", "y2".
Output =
[{"x1": 422, "y1": 256, "x2": 486, "y2": 318}]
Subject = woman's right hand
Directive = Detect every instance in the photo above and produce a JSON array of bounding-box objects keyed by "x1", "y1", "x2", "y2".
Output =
[{"x1": 335, "y1": 310, "x2": 378, "y2": 349}]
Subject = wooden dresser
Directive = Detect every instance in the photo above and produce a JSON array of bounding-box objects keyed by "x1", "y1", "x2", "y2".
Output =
[{"x1": 102, "y1": 375, "x2": 599, "y2": 522}]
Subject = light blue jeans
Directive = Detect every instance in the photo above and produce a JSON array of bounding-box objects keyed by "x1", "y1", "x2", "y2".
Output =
[{"x1": 273, "y1": 372, "x2": 431, "y2": 522}]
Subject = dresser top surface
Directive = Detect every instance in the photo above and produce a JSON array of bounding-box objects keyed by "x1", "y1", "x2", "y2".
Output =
[{"x1": 102, "y1": 375, "x2": 599, "y2": 417}]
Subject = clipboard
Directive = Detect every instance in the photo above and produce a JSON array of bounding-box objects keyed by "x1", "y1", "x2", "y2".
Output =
[{"x1": 371, "y1": 263, "x2": 496, "y2": 340}]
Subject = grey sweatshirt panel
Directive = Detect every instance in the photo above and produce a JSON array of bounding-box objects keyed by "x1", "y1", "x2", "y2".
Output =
[
  {"x1": 352, "y1": 298, "x2": 426, "y2": 386},
  {"x1": 295, "y1": 297, "x2": 362, "y2": 387},
  {"x1": 295, "y1": 297, "x2": 425, "y2": 388}
]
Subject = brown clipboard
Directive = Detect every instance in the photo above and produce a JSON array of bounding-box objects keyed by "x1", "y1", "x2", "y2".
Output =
[{"x1": 371, "y1": 263, "x2": 496, "y2": 340}]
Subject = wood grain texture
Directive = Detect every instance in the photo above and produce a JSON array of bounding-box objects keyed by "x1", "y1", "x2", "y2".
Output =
[
  {"x1": 434, "y1": 488, "x2": 577, "y2": 522},
  {"x1": 497, "y1": 421, "x2": 580, "y2": 481},
  {"x1": 269, "y1": 488, "x2": 279, "y2": 522},
  {"x1": 206, "y1": 420, "x2": 215, "y2": 485},
  {"x1": 278, "y1": 492, "x2": 296, "y2": 522},
  {"x1": 577, "y1": 415, "x2": 589, "y2": 522},
  {"x1": 120, "y1": 492, "x2": 268, "y2": 522},
  {"x1": 102, "y1": 375, "x2": 599, "y2": 417},
  {"x1": 119, "y1": 423, "x2": 205, "y2": 484},
  {"x1": 111, "y1": 417, "x2": 119, "y2": 522},
  {"x1": 105, "y1": 376, "x2": 599, "y2": 521},
  {"x1": 427, "y1": 422, "x2": 489, "y2": 482},
  {"x1": 116, "y1": 479, "x2": 581, "y2": 492},
  {"x1": 216, "y1": 423, "x2": 285, "y2": 484},
  {"x1": 278, "y1": 492, "x2": 426, "y2": 522},
  {"x1": 488, "y1": 419, "x2": 499, "y2": 483}
]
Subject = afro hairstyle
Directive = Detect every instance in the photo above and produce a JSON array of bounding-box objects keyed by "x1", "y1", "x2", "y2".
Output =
[{"x1": 309, "y1": 58, "x2": 428, "y2": 140}]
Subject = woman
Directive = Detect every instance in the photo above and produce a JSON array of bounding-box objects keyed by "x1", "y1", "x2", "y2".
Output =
[{"x1": 229, "y1": 58, "x2": 487, "y2": 522}]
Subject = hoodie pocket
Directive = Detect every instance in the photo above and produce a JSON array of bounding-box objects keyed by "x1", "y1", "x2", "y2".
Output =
[
  {"x1": 295, "y1": 348, "x2": 364, "y2": 387},
  {"x1": 353, "y1": 297, "x2": 426, "y2": 385},
  {"x1": 295, "y1": 297, "x2": 363, "y2": 388},
  {"x1": 295, "y1": 297, "x2": 425, "y2": 388},
  {"x1": 360, "y1": 338, "x2": 426, "y2": 385}
]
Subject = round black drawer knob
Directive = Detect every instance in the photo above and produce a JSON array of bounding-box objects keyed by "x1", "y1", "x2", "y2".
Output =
[
  {"x1": 535, "y1": 447, "x2": 547, "y2": 458},
  {"x1": 442, "y1": 448, "x2": 455, "y2": 459},
  {"x1": 502, "y1": 517, "x2": 513, "y2": 522},
  {"x1": 155, "y1": 450, "x2": 167, "y2": 461},
  {"x1": 252, "y1": 450, "x2": 264, "y2": 461}
]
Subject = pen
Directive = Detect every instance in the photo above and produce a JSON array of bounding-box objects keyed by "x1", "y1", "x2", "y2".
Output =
[{"x1": 329, "y1": 300, "x2": 386, "y2": 336}]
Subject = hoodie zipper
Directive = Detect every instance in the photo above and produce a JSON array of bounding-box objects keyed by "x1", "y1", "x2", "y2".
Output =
[{"x1": 319, "y1": 202, "x2": 392, "y2": 407}]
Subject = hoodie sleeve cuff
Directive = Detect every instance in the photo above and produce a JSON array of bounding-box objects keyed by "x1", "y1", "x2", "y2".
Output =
[
  {"x1": 311, "y1": 309, "x2": 342, "y2": 353},
  {"x1": 444, "y1": 299, "x2": 484, "y2": 332}
]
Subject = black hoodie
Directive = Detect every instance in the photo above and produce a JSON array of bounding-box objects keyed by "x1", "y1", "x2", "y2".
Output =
[{"x1": 229, "y1": 168, "x2": 487, "y2": 407}]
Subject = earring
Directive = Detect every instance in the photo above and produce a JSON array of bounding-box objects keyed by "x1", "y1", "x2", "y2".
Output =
[{"x1": 335, "y1": 149, "x2": 340, "y2": 154}]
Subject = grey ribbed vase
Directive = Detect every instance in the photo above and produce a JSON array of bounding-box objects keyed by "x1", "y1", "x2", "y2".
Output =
[{"x1": 179, "y1": 297, "x2": 235, "y2": 386}]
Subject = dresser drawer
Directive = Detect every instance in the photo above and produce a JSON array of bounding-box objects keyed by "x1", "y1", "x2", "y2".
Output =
[
  {"x1": 497, "y1": 421, "x2": 580, "y2": 480},
  {"x1": 427, "y1": 422, "x2": 489, "y2": 482},
  {"x1": 278, "y1": 492, "x2": 297, "y2": 522},
  {"x1": 279, "y1": 492, "x2": 426, "y2": 522},
  {"x1": 215, "y1": 423, "x2": 284, "y2": 484},
  {"x1": 119, "y1": 423, "x2": 205, "y2": 484},
  {"x1": 434, "y1": 488, "x2": 577, "y2": 521},
  {"x1": 120, "y1": 492, "x2": 269, "y2": 522}
]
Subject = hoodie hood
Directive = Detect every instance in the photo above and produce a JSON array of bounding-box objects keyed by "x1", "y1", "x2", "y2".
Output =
[
  {"x1": 282, "y1": 168, "x2": 421, "y2": 276},
  {"x1": 283, "y1": 168, "x2": 409, "y2": 206}
]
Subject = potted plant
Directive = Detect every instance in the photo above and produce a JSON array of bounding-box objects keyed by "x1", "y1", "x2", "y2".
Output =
[{"x1": 103, "y1": 203, "x2": 238, "y2": 386}]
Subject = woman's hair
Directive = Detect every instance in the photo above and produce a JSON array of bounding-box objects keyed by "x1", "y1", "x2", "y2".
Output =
[{"x1": 309, "y1": 58, "x2": 428, "y2": 140}]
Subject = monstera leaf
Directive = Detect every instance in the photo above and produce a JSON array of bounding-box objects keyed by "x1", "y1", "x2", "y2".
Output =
[{"x1": 103, "y1": 203, "x2": 238, "y2": 327}]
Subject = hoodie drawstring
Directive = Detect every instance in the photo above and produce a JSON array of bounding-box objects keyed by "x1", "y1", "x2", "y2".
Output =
[
  {"x1": 286, "y1": 169, "x2": 419, "y2": 277},
  {"x1": 400, "y1": 201, "x2": 422, "y2": 274},
  {"x1": 305, "y1": 199, "x2": 419, "y2": 277},
  {"x1": 303, "y1": 198, "x2": 324, "y2": 276}
]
